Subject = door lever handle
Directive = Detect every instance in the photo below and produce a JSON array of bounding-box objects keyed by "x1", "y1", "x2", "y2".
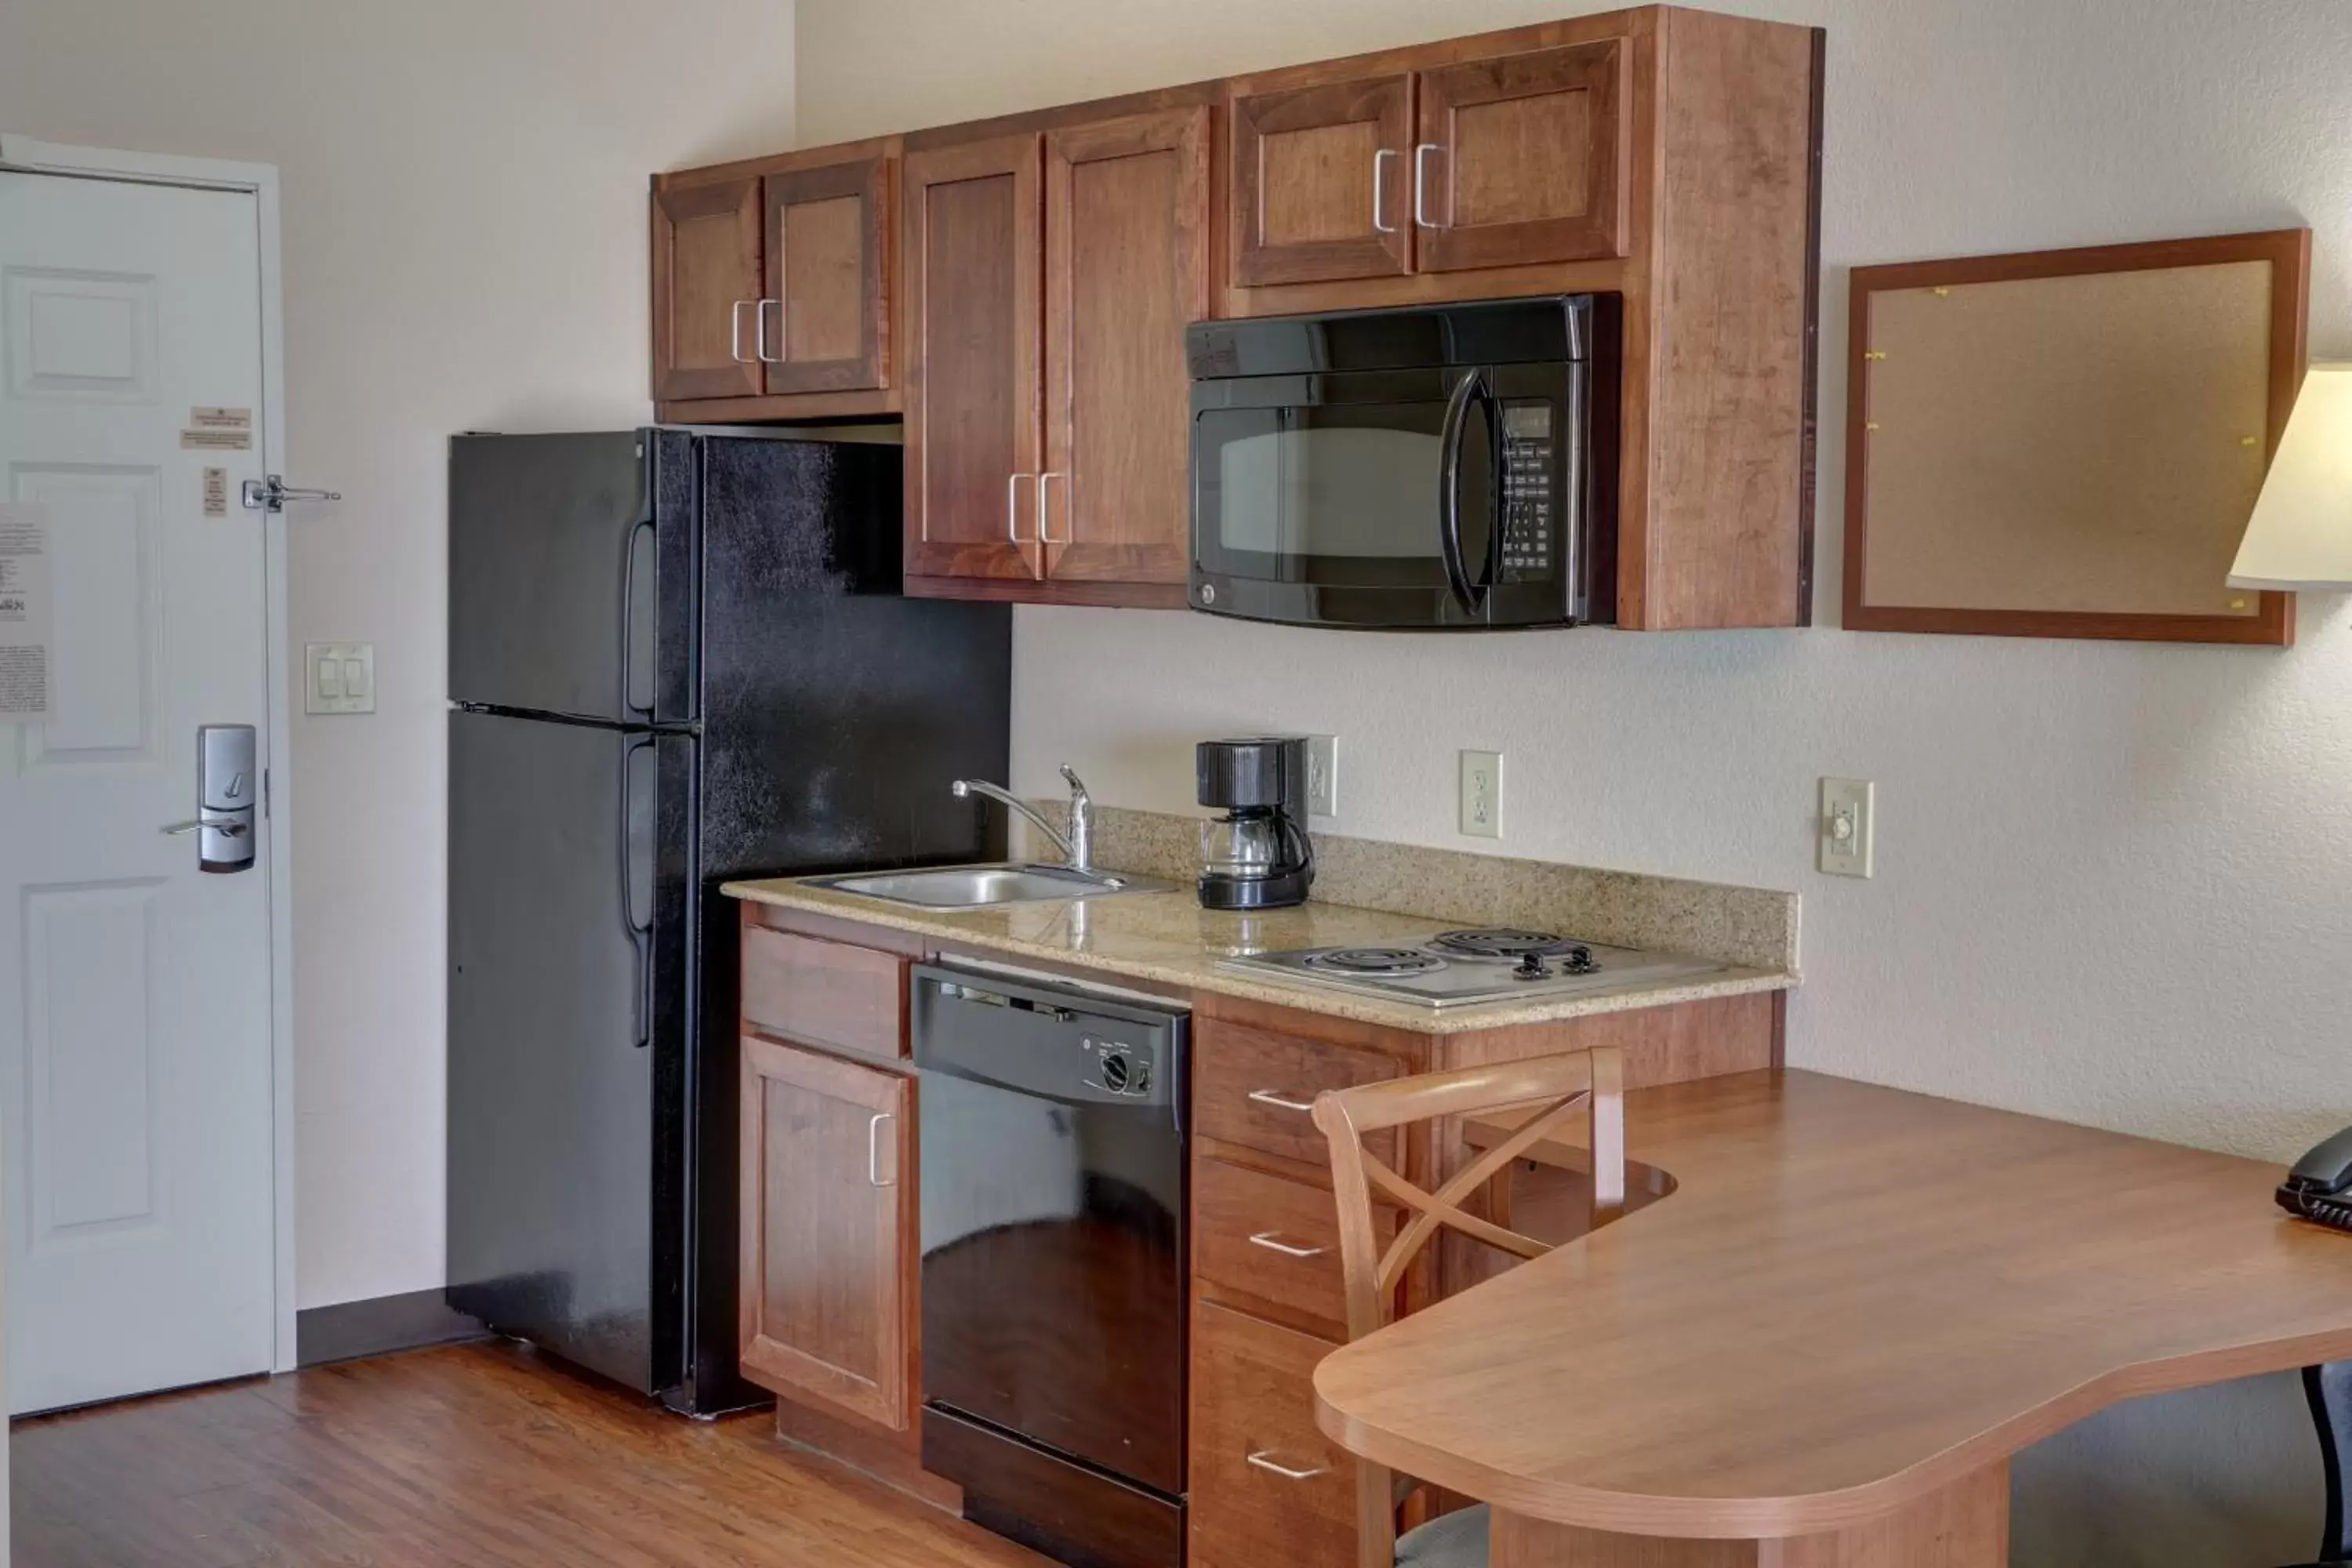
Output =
[{"x1": 162, "y1": 818, "x2": 249, "y2": 838}]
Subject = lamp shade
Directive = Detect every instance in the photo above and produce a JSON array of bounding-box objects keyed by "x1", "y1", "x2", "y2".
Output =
[{"x1": 2230, "y1": 363, "x2": 2352, "y2": 590}]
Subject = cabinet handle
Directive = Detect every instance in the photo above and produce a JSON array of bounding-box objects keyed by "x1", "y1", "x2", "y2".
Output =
[
  {"x1": 1038, "y1": 471, "x2": 1065, "y2": 546},
  {"x1": 1371, "y1": 148, "x2": 1399, "y2": 234},
  {"x1": 1247, "y1": 1088, "x2": 1315, "y2": 1114},
  {"x1": 1248, "y1": 1231, "x2": 1327, "y2": 1259},
  {"x1": 1413, "y1": 143, "x2": 1443, "y2": 229},
  {"x1": 867, "y1": 1112, "x2": 895, "y2": 1187},
  {"x1": 1246, "y1": 1450, "x2": 1328, "y2": 1482},
  {"x1": 1006, "y1": 473, "x2": 1036, "y2": 546},
  {"x1": 755, "y1": 297, "x2": 784, "y2": 365},
  {"x1": 729, "y1": 299, "x2": 755, "y2": 364}
]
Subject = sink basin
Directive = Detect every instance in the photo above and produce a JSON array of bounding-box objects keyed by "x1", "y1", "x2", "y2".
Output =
[{"x1": 808, "y1": 862, "x2": 1174, "y2": 909}]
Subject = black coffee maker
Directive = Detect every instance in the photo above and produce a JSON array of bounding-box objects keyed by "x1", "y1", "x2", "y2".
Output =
[{"x1": 1196, "y1": 737, "x2": 1316, "y2": 910}]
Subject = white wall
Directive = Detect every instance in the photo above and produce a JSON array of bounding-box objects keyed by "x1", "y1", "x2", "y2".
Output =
[
  {"x1": 798, "y1": 0, "x2": 2352, "y2": 1562},
  {"x1": 0, "y1": 0, "x2": 798, "y2": 1311}
]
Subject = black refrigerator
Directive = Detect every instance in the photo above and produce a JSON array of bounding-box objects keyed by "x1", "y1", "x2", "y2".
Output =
[{"x1": 445, "y1": 429, "x2": 1010, "y2": 1415}]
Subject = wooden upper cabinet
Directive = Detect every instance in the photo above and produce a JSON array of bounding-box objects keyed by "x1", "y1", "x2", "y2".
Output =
[
  {"x1": 763, "y1": 154, "x2": 893, "y2": 396},
  {"x1": 902, "y1": 134, "x2": 1045, "y2": 584},
  {"x1": 1042, "y1": 106, "x2": 1210, "y2": 589},
  {"x1": 1415, "y1": 40, "x2": 1628, "y2": 270},
  {"x1": 1229, "y1": 74, "x2": 1414, "y2": 287},
  {"x1": 653, "y1": 7, "x2": 1821, "y2": 629},
  {"x1": 739, "y1": 1032, "x2": 914, "y2": 1432},
  {"x1": 651, "y1": 176, "x2": 764, "y2": 401}
]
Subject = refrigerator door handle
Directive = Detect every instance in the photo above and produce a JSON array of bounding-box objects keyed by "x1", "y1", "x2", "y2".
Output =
[
  {"x1": 620, "y1": 735, "x2": 656, "y2": 1050},
  {"x1": 619, "y1": 517, "x2": 657, "y2": 721}
]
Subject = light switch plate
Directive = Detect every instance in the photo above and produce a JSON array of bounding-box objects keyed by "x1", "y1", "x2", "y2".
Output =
[
  {"x1": 1818, "y1": 777, "x2": 1875, "y2": 877},
  {"x1": 306, "y1": 642, "x2": 375, "y2": 715},
  {"x1": 1459, "y1": 750, "x2": 1502, "y2": 839},
  {"x1": 1306, "y1": 734, "x2": 1339, "y2": 820}
]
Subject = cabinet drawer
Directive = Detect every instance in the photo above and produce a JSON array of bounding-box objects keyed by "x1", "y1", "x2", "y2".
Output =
[
  {"x1": 742, "y1": 927, "x2": 907, "y2": 1060},
  {"x1": 1189, "y1": 1298, "x2": 1356, "y2": 1568},
  {"x1": 1195, "y1": 1018, "x2": 1399, "y2": 1166},
  {"x1": 1196, "y1": 1156, "x2": 1360, "y2": 1330}
]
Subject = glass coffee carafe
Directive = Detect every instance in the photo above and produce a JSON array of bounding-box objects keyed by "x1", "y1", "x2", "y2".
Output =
[{"x1": 1200, "y1": 811, "x2": 1286, "y2": 881}]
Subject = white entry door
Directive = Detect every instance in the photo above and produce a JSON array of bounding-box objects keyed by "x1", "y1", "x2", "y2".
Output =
[{"x1": 0, "y1": 170, "x2": 277, "y2": 1413}]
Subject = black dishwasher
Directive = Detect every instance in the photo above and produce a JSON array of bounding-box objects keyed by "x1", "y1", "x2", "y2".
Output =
[{"x1": 911, "y1": 963, "x2": 1189, "y2": 1568}]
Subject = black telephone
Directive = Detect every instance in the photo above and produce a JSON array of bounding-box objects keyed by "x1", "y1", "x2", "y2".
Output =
[{"x1": 2278, "y1": 1125, "x2": 2352, "y2": 1232}]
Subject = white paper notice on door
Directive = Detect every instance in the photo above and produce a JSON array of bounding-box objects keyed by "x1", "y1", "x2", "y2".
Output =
[{"x1": 0, "y1": 503, "x2": 54, "y2": 720}]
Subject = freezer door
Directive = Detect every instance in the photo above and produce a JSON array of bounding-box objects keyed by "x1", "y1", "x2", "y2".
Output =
[
  {"x1": 696, "y1": 434, "x2": 1012, "y2": 880},
  {"x1": 446, "y1": 710, "x2": 694, "y2": 1393},
  {"x1": 448, "y1": 430, "x2": 697, "y2": 724}
]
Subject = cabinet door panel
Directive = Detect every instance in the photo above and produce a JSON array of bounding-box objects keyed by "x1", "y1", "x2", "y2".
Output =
[
  {"x1": 1229, "y1": 74, "x2": 1413, "y2": 287},
  {"x1": 1043, "y1": 107, "x2": 1209, "y2": 587},
  {"x1": 764, "y1": 154, "x2": 891, "y2": 395},
  {"x1": 1416, "y1": 40, "x2": 1628, "y2": 271},
  {"x1": 904, "y1": 136, "x2": 1044, "y2": 583},
  {"x1": 652, "y1": 176, "x2": 763, "y2": 401},
  {"x1": 738, "y1": 1033, "x2": 914, "y2": 1431}
]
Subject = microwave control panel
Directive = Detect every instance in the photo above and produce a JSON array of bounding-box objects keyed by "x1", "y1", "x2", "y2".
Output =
[{"x1": 1499, "y1": 401, "x2": 1557, "y2": 581}]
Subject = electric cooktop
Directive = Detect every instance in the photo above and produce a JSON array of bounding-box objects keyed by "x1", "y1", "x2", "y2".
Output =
[{"x1": 1217, "y1": 927, "x2": 1726, "y2": 1011}]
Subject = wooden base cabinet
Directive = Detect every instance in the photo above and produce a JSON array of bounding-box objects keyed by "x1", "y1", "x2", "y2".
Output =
[
  {"x1": 1184, "y1": 989, "x2": 1785, "y2": 1568},
  {"x1": 738, "y1": 1030, "x2": 916, "y2": 1432},
  {"x1": 1189, "y1": 1299, "x2": 1359, "y2": 1568}
]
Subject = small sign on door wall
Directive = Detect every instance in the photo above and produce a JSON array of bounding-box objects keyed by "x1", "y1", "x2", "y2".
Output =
[
  {"x1": 202, "y1": 466, "x2": 229, "y2": 517},
  {"x1": 180, "y1": 405, "x2": 252, "y2": 451},
  {"x1": 0, "y1": 503, "x2": 53, "y2": 720}
]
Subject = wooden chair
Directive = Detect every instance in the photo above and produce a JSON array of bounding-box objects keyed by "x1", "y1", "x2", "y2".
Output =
[
  {"x1": 1312, "y1": 1047, "x2": 1628, "y2": 1568},
  {"x1": 2282, "y1": 1363, "x2": 2352, "y2": 1566}
]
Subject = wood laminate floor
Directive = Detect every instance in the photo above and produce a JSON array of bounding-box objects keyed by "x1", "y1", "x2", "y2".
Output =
[{"x1": 11, "y1": 1341, "x2": 1045, "y2": 1567}]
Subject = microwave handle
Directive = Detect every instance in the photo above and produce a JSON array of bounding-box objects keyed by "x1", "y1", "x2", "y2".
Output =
[{"x1": 1439, "y1": 367, "x2": 1497, "y2": 615}]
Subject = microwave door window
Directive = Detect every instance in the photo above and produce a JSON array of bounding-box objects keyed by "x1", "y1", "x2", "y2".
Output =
[{"x1": 1200, "y1": 406, "x2": 1453, "y2": 586}]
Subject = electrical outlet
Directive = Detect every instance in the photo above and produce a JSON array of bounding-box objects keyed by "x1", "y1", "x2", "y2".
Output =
[
  {"x1": 1459, "y1": 750, "x2": 1502, "y2": 838},
  {"x1": 1818, "y1": 778, "x2": 1875, "y2": 877},
  {"x1": 1306, "y1": 734, "x2": 1339, "y2": 819}
]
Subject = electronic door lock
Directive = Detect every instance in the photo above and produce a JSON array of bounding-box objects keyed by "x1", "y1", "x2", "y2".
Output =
[{"x1": 166, "y1": 724, "x2": 259, "y2": 873}]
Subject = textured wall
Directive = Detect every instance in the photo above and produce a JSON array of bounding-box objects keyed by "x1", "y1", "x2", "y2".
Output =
[
  {"x1": 797, "y1": 0, "x2": 2352, "y2": 1561},
  {"x1": 0, "y1": 0, "x2": 798, "y2": 1312}
]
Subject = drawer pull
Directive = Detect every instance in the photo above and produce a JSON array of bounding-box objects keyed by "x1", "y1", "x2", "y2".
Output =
[
  {"x1": 868, "y1": 1112, "x2": 895, "y2": 1187},
  {"x1": 1247, "y1": 1088, "x2": 1316, "y2": 1113},
  {"x1": 1246, "y1": 1450, "x2": 1329, "y2": 1482},
  {"x1": 1247, "y1": 1231, "x2": 1327, "y2": 1259}
]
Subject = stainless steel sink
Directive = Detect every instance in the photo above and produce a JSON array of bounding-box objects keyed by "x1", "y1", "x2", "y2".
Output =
[{"x1": 807, "y1": 862, "x2": 1173, "y2": 909}]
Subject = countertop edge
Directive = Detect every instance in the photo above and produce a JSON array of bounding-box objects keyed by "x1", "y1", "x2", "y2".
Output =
[{"x1": 721, "y1": 879, "x2": 1795, "y2": 1035}]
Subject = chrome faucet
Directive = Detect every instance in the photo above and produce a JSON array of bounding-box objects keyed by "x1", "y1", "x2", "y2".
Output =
[{"x1": 953, "y1": 764, "x2": 1094, "y2": 873}]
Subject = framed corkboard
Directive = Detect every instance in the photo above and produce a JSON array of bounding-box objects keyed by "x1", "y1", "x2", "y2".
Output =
[{"x1": 1845, "y1": 229, "x2": 2309, "y2": 644}]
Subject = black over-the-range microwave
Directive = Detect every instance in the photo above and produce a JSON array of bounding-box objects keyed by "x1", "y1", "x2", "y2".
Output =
[{"x1": 1187, "y1": 295, "x2": 1617, "y2": 630}]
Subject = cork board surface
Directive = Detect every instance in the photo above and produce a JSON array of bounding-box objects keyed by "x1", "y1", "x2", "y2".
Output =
[{"x1": 1859, "y1": 260, "x2": 2273, "y2": 618}]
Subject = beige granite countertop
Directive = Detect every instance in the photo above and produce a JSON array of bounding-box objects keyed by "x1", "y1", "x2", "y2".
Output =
[{"x1": 723, "y1": 811, "x2": 1797, "y2": 1035}]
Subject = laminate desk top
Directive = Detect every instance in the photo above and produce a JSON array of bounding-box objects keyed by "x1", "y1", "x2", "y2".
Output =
[{"x1": 1312, "y1": 1069, "x2": 2352, "y2": 1541}]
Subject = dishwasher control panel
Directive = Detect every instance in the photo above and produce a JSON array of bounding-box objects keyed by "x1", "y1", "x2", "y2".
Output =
[
  {"x1": 1082, "y1": 1036, "x2": 1152, "y2": 1098},
  {"x1": 910, "y1": 964, "x2": 1189, "y2": 1114}
]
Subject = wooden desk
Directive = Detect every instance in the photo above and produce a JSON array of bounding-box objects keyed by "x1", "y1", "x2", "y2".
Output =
[{"x1": 1312, "y1": 1069, "x2": 2352, "y2": 1566}]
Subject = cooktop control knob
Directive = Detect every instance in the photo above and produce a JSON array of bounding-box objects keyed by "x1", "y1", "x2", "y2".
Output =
[{"x1": 1512, "y1": 952, "x2": 1552, "y2": 981}]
